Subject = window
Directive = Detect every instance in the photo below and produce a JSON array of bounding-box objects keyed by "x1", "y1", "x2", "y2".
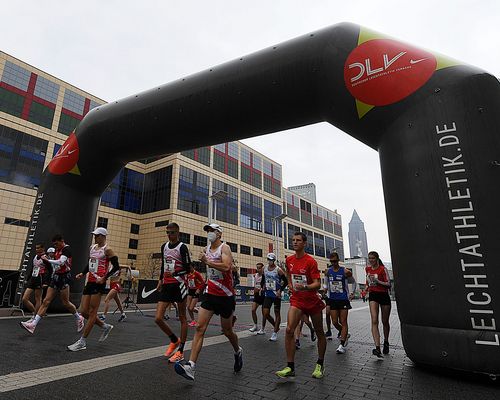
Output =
[
  {"x1": 302, "y1": 228, "x2": 314, "y2": 255},
  {"x1": 194, "y1": 235, "x2": 206, "y2": 246},
  {"x1": 314, "y1": 232, "x2": 325, "y2": 258},
  {"x1": 227, "y1": 242, "x2": 238, "y2": 253},
  {"x1": 155, "y1": 220, "x2": 169, "y2": 227},
  {"x1": 240, "y1": 190, "x2": 262, "y2": 231},
  {"x1": 213, "y1": 142, "x2": 239, "y2": 179},
  {"x1": 181, "y1": 146, "x2": 211, "y2": 166},
  {"x1": 253, "y1": 248, "x2": 263, "y2": 257},
  {"x1": 240, "y1": 245, "x2": 251, "y2": 255},
  {"x1": 127, "y1": 254, "x2": 137, "y2": 260},
  {"x1": 287, "y1": 223, "x2": 300, "y2": 249},
  {"x1": 178, "y1": 166, "x2": 209, "y2": 217},
  {"x1": 264, "y1": 200, "x2": 283, "y2": 236},
  {"x1": 285, "y1": 193, "x2": 300, "y2": 222},
  {"x1": 129, "y1": 239, "x2": 138, "y2": 249},
  {"x1": 101, "y1": 168, "x2": 144, "y2": 214},
  {"x1": 179, "y1": 232, "x2": 191, "y2": 244},
  {"x1": 97, "y1": 217, "x2": 108, "y2": 229},
  {"x1": 143, "y1": 166, "x2": 172, "y2": 213},
  {"x1": 4, "y1": 217, "x2": 30, "y2": 227},
  {"x1": 334, "y1": 239, "x2": 345, "y2": 261},
  {"x1": 240, "y1": 148, "x2": 262, "y2": 189},
  {"x1": 212, "y1": 179, "x2": 238, "y2": 226},
  {"x1": 263, "y1": 159, "x2": 281, "y2": 197},
  {"x1": 325, "y1": 236, "x2": 335, "y2": 258},
  {"x1": 151, "y1": 253, "x2": 162, "y2": 259},
  {"x1": 300, "y1": 199, "x2": 312, "y2": 225},
  {"x1": 130, "y1": 223, "x2": 140, "y2": 234}
]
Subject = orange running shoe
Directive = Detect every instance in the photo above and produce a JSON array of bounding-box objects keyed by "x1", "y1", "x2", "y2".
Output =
[
  {"x1": 164, "y1": 339, "x2": 180, "y2": 357},
  {"x1": 168, "y1": 350, "x2": 184, "y2": 363}
]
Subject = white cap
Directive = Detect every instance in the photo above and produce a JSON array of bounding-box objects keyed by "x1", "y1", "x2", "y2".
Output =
[
  {"x1": 203, "y1": 223, "x2": 223, "y2": 232},
  {"x1": 266, "y1": 253, "x2": 277, "y2": 261},
  {"x1": 46, "y1": 247, "x2": 55, "y2": 253},
  {"x1": 91, "y1": 227, "x2": 108, "y2": 236}
]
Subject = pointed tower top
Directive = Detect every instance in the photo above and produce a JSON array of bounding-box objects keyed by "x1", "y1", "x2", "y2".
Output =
[{"x1": 350, "y1": 209, "x2": 361, "y2": 223}]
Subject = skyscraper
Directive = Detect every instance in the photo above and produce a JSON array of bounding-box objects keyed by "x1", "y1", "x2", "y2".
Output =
[{"x1": 348, "y1": 209, "x2": 368, "y2": 258}]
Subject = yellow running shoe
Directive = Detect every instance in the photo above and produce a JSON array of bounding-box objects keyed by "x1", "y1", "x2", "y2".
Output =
[
  {"x1": 168, "y1": 350, "x2": 184, "y2": 363},
  {"x1": 311, "y1": 363, "x2": 324, "y2": 379},
  {"x1": 164, "y1": 339, "x2": 180, "y2": 357},
  {"x1": 275, "y1": 367, "x2": 295, "y2": 378}
]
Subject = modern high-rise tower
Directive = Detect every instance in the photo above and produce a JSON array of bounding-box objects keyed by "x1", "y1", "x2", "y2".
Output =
[{"x1": 348, "y1": 209, "x2": 368, "y2": 258}]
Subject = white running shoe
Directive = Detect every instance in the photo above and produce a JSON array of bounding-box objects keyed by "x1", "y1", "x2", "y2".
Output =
[
  {"x1": 20, "y1": 320, "x2": 36, "y2": 334},
  {"x1": 256, "y1": 329, "x2": 265, "y2": 335},
  {"x1": 76, "y1": 315, "x2": 85, "y2": 332},
  {"x1": 118, "y1": 313, "x2": 127, "y2": 322},
  {"x1": 175, "y1": 361, "x2": 195, "y2": 381},
  {"x1": 67, "y1": 338, "x2": 87, "y2": 352},
  {"x1": 336, "y1": 344, "x2": 346, "y2": 354},
  {"x1": 249, "y1": 325, "x2": 258, "y2": 332},
  {"x1": 269, "y1": 332, "x2": 278, "y2": 342},
  {"x1": 99, "y1": 324, "x2": 114, "y2": 342}
]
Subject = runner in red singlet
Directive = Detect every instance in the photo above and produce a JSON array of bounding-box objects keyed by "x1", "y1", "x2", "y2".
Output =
[
  {"x1": 67, "y1": 227, "x2": 120, "y2": 351},
  {"x1": 100, "y1": 267, "x2": 126, "y2": 322},
  {"x1": 186, "y1": 264, "x2": 205, "y2": 327},
  {"x1": 175, "y1": 223, "x2": 242, "y2": 381}
]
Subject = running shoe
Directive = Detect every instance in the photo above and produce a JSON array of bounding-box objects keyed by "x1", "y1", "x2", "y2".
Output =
[
  {"x1": 310, "y1": 329, "x2": 317, "y2": 342},
  {"x1": 295, "y1": 339, "x2": 301, "y2": 350},
  {"x1": 233, "y1": 346, "x2": 243, "y2": 372},
  {"x1": 249, "y1": 325, "x2": 258, "y2": 332},
  {"x1": 269, "y1": 332, "x2": 278, "y2": 342},
  {"x1": 372, "y1": 348, "x2": 383, "y2": 358},
  {"x1": 118, "y1": 313, "x2": 127, "y2": 322},
  {"x1": 276, "y1": 366, "x2": 295, "y2": 378},
  {"x1": 336, "y1": 344, "x2": 346, "y2": 354},
  {"x1": 188, "y1": 320, "x2": 197, "y2": 327},
  {"x1": 383, "y1": 341, "x2": 390, "y2": 354},
  {"x1": 20, "y1": 320, "x2": 36, "y2": 334},
  {"x1": 76, "y1": 315, "x2": 85, "y2": 333},
  {"x1": 165, "y1": 339, "x2": 181, "y2": 357},
  {"x1": 325, "y1": 330, "x2": 332, "y2": 341},
  {"x1": 98, "y1": 314, "x2": 106, "y2": 321},
  {"x1": 175, "y1": 361, "x2": 195, "y2": 381},
  {"x1": 67, "y1": 338, "x2": 87, "y2": 352},
  {"x1": 99, "y1": 324, "x2": 114, "y2": 342},
  {"x1": 311, "y1": 363, "x2": 324, "y2": 379},
  {"x1": 168, "y1": 350, "x2": 184, "y2": 363},
  {"x1": 256, "y1": 329, "x2": 265, "y2": 335}
]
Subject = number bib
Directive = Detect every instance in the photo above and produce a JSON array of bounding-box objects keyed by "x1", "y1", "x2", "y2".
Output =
[
  {"x1": 292, "y1": 274, "x2": 307, "y2": 290},
  {"x1": 164, "y1": 260, "x2": 175, "y2": 273},
  {"x1": 208, "y1": 267, "x2": 223, "y2": 281},
  {"x1": 89, "y1": 258, "x2": 98, "y2": 273},
  {"x1": 188, "y1": 279, "x2": 196, "y2": 288},
  {"x1": 32, "y1": 266, "x2": 40, "y2": 277},
  {"x1": 368, "y1": 273, "x2": 378, "y2": 286},
  {"x1": 329, "y1": 278, "x2": 343, "y2": 293},
  {"x1": 266, "y1": 278, "x2": 276, "y2": 291}
]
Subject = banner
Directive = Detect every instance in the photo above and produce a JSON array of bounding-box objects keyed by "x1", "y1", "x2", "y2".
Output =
[
  {"x1": 136, "y1": 279, "x2": 161, "y2": 304},
  {"x1": 0, "y1": 270, "x2": 19, "y2": 308}
]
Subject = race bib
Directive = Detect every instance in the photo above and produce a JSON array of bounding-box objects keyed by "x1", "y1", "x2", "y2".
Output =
[
  {"x1": 208, "y1": 267, "x2": 223, "y2": 280},
  {"x1": 89, "y1": 258, "x2": 98, "y2": 273},
  {"x1": 188, "y1": 278, "x2": 196, "y2": 288},
  {"x1": 165, "y1": 260, "x2": 175, "y2": 273},
  {"x1": 329, "y1": 279, "x2": 343, "y2": 293},
  {"x1": 32, "y1": 266, "x2": 40, "y2": 277},
  {"x1": 368, "y1": 273, "x2": 378, "y2": 286},
  {"x1": 292, "y1": 274, "x2": 307, "y2": 290},
  {"x1": 266, "y1": 278, "x2": 276, "y2": 291}
]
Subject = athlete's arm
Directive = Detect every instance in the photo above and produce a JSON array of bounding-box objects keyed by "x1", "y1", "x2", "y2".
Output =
[
  {"x1": 299, "y1": 277, "x2": 321, "y2": 291},
  {"x1": 175, "y1": 244, "x2": 191, "y2": 277},
  {"x1": 47, "y1": 255, "x2": 67, "y2": 267},
  {"x1": 347, "y1": 275, "x2": 357, "y2": 299},
  {"x1": 279, "y1": 271, "x2": 288, "y2": 290},
  {"x1": 202, "y1": 244, "x2": 232, "y2": 272},
  {"x1": 378, "y1": 267, "x2": 391, "y2": 288},
  {"x1": 104, "y1": 248, "x2": 120, "y2": 279}
]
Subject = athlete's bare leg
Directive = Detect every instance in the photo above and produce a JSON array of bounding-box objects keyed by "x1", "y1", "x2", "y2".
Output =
[{"x1": 189, "y1": 307, "x2": 214, "y2": 363}]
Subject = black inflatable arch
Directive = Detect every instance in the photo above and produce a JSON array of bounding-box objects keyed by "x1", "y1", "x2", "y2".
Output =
[{"x1": 20, "y1": 23, "x2": 499, "y2": 375}]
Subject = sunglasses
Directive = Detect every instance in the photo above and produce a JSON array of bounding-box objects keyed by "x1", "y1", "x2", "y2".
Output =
[{"x1": 166, "y1": 230, "x2": 178, "y2": 234}]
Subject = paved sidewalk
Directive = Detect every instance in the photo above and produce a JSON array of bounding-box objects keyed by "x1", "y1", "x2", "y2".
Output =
[{"x1": 0, "y1": 301, "x2": 498, "y2": 399}]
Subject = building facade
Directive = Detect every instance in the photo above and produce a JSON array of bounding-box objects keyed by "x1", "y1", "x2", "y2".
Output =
[
  {"x1": 0, "y1": 51, "x2": 344, "y2": 287},
  {"x1": 348, "y1": 209, "x2": 368, "y2": 258},
  {"x1": 287, "y1": 182, "x2": 317, "y2": 203}
]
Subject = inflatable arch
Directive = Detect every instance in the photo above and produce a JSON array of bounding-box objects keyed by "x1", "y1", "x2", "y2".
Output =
[{"x1": 18, "y1": 23, "x2": 499, "y2": 375}]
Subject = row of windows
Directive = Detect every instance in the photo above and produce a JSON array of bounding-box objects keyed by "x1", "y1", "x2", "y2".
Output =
[
  {"x1": 285, "y1": 198, "x2": 342, "y2": 236},
  {"x1": 285, "y1": 222, "x2": 344, "y2": 261}
]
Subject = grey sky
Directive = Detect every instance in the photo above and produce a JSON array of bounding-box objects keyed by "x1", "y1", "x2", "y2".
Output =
[{"x1": 2, "y1": 1, "x2": 499, "y2": 262}]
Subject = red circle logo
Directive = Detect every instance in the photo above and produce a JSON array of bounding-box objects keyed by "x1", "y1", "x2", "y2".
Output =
[
  {"x1": 48, "y1": 133, "x2": 80, "y2": 175},
  {"x1": 344, "y1": 39, "x2": 437, "y2": 106}
]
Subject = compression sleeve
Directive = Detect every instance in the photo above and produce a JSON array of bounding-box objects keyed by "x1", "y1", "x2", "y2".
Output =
[
  {"x1": 174, "y1": 244, "x2": 191, "y2": 276},
  {"x1": 159, "y1": 242, "x2": 166, "y2": 281},
  {"x1": 105, "y1": 256, "x2": 120, "y2": 279}
]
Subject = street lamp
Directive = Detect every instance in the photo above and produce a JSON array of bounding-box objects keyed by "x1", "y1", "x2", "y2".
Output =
[
  {"x1": 271, "y1": 213, "x2": 287, "y2": 264},
  {"x1": 209, "y1": 190, "x2": 228, "y2": 223}
]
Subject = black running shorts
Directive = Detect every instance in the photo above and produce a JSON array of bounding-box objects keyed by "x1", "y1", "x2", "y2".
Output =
[
  {"x1": 263, "y1": 296, "x2": 281, "y2": 311},
  {"x1": 368, "y1": 291, "x2": 391, "y2": 306},
  {"x1": 327, "y1": 299, "x2": 352, "y2": 310},
  {"x1": 159, "y1": 282, "x2": 187, "y2": 303},
  {"x1": 49, "y1": 272, "x2": 72, "y2": 290},
  {"x1": 201, "y1": 294, "x2": 235, "y2": 319},
  {"x1": 83, "y1": 282, "x2": 107, "y2": 296}
]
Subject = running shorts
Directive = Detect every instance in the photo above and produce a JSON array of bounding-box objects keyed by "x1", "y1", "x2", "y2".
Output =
[
  {"x1": 83, "y1": 282, "x2": 107, "y2": 295},
  {"x1": 201, "y1": 294, "x2": 235, "y2": 319},
  {"x1": 290, "y1": 296, "x2": 325, "y2": 316},
  {"x1": 188, "y1": 288, "x2": 199, "y2": 298},
  {"x1": 368, "y1": 291, "x2": 391, "y2": 306},
  {"x1": 253, "y1": 292, "x2": 265, "y2": 305},
  {"x1": 263, "y1": 296, "x2": 281, "y2": 310},
  {"x1": 49, "y1": 272, "x2": 72, "y2": 291},
  {"x1": 110, "y1": 281, "x2": 123, "y2": 292},
  {"x1": 26, "y1": 274, "x2": 49, "y2": 290},
  {"x1": 159, "y1": 282, "x2": 187, "y2": 303},
  {"x1": 328, "y1": 299, "x2": 352, "y2": 310}
]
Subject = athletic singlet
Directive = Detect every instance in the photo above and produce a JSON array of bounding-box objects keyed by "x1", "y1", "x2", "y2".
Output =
[
  {"x1": 54, "y1": 245, "x2": 72, "y2": 274},
  {"x1": 32, "y1": 255, "x2": 47, "y2": 277},
  {"x1": 204, "y1": 243, "x2": 233, "y2": 297},
  {"x1": 87, "y1": 244, "x2": 109, "y2": 283},
  {"x1": 187, "y1": 270, "x2": 204, "y2": 290},
  {"x1": 365, "y1": 265, "x2": 389, "y2": 293},
  {"x1": 264, "y1": 266, "x2": 282, "y2": 298},
  {"x1": 326, "y1": 266, "x2": 349, "y2": 301},
  {"x1": 254, "y1": 273, "x2": 263, "y2": 290},
  {"x1": 162, "y1": 241, "x2": 186, "y2": 285}
]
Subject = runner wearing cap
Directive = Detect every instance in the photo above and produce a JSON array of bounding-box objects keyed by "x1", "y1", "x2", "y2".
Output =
[
  {"x1": 67, "y1": 227, "x2": 120, "y2": 351},
  {"x1": 20, "y1": 234, "x2": 84, "y2": 335},
  {"x1": 175, "y1": 223, "x2": 243, "y2": 381},
  {"x1": 262, "y1": 253, "x2": 288, "y2": 342},
  {"x1": 276, "y1": 231, "x2": 326, "y2": 379},
  {"x1": 22, "y1": 243, "x2": 52, "y2": 321},
  {"x1": 249, "y1": 262, "x2": 265, "y2": 333},
  {"x1": 154, "y1": 222, "x2": 191, "y2": 363}
]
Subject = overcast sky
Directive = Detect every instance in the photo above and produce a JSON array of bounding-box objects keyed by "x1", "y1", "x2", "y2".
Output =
[{"x1": 2, "y1": 1, "x2": 499, "y2": 262}]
